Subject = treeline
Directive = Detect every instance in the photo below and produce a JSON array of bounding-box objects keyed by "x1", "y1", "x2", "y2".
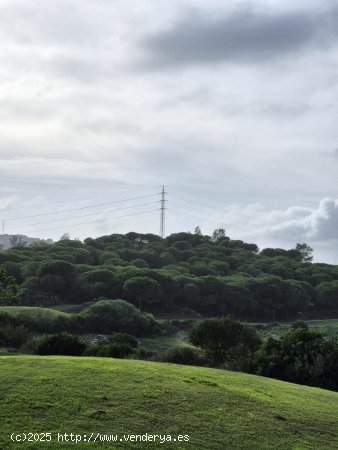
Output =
[{"x1": 1, "y1": 230, "x2": 338, "y2": 320}]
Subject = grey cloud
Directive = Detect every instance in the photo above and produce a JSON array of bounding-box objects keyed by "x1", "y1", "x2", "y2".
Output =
[
  {"x1": 140, "y1": 6, "x2": 338, "y2": 68},
  {"x1": 257, "y1": 198, "x2": 338, "y2": 243},
  {"x1": 206, "y1": 198, "x2": 338, "y2": 243},
  {"x1": 203, "y1": 198, "x2": 338, "y2": 262}
]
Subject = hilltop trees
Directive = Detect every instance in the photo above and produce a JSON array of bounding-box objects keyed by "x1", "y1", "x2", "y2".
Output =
[
  {"x1": 211, "y1": 228, "x2": 226, "y2": 242},
  {"x1": 0, "y1": 230, "x2": 336, "y2": 320},
  {"x1": 295, "y1": 243, "x2": 314, "y2": 262}
]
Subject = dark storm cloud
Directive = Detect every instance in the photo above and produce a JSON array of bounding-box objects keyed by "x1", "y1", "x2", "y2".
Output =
[{"x1": 140, "y1": 6, "x2": 338, "y2": 68}]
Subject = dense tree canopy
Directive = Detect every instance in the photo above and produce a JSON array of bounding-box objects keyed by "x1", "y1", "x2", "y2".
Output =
[{"x1": 0, "y1": 231, "x2": 337, "y2": 320}]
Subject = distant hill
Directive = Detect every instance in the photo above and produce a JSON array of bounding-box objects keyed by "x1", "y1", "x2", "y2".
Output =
[
  {"x1": 0, "y1": 233, "x2": 53, "y2": 250},
  {"x1": 1, "y1": 231, "x2": 338, "y2": 320},
  {"x1": 0, "y1": 356, "x2": 337, "y2": 449}
]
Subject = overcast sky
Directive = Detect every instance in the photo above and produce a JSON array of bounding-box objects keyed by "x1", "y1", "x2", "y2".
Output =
[{"x1": 0, "y1": 0, "x2": 337, "y2": 262}]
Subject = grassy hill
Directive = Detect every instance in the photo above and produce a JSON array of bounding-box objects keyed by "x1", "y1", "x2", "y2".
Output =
[
  {"x1": 0, "y1": 357, "x2": 337, "y2": 449},
  {"x1": 0, "y1": 306, "x2": 70, "y2": 319}
]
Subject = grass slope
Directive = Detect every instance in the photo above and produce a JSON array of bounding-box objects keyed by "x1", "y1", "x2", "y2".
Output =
[
  {"x1": 0, "y1": 357, "x2": 338, "y2": 449},
  {"x1": 0, "y1": 306, "x2": 70, "y2": 319}
]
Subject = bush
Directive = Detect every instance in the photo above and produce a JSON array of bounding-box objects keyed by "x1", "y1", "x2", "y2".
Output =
[
  {"x1": 96, "y1": 343, "x2": 135, "y2": 358},
  {"x1": 251, "y1": 328, "x2": 338, "y2": 391},
  {"x1": 108, "y1": 332, "x2": 138, "y2": 348},
  {"x1": 84, "y1": 333, "x2": 139, "y2": 359},
  {"x1": 0, "y1": 324, "x2": 30, "y2": 348},
  {"x1": 134, "y1": 348, "x2": 155, "y2": 360},
  {"x1": 190, "y1": 317, "x2": 261, "y2": 368},
  {"x1": 162, "y1": 347, "x2": 206, "y2": 366},
  {"x1": 79, "y1": 299, "x2": 157, "y2": 336},
  {"x1": 291, "y1": 321, "x2": 308, "y2": 330},
  {"x1": 35, "y1": 332, "x2": 87, "y2": 356}
]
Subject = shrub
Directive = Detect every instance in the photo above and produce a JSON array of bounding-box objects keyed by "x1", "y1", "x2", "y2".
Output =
[
  {"x1": 251, "y1": 328, "x2": 338, "y2": 391},
  {"x1": 291, "y1": 321, "x2": 308, "y2": 330},
  {"x1": 108, "y1": 332, "x2": 138, "y2": 348},
  {"x1": 190, "y1": 317, "x2": 261, "y2": 368},
  {"x1": 162, "y1": 347, "x2": 206, "y2": 366},
  {"x1": 35, "y1": 332, "x2": 87, "y2": 356},
  {"x1": 80, "y1": 299, "x2": 157, "y2": 336},
  {"x1": 0, "y1": 324, "x2": 30, "y2": 348},
  {"x1": 96, "y1": 343, "x2": 135, "y2": 358}
]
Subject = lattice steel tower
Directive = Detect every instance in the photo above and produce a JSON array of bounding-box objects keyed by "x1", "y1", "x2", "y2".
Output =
[{"x1": 160, "y1": 185, "x2": 166, "y2": 238}]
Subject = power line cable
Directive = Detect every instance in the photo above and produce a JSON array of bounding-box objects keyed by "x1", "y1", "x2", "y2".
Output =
[
  {"x1": 168, "y1": 201, "x2": 257, "y2": 227},
  {"x1": 3, "y1": 193, "x2": 160, "y2": 221},
  {"x1": 169, "y1": 192, "x2": 266, "y2": 225},
  {"x1": 168, "y1": 201, "x2": 222, "y2": 216},
  {"x1": 168, "y1": 195, "x2": 226, "y2": 214},
  {"x1": 16, "y1": 208, "x2": 160, "y2": 235},
  {"x1": 9, "y1": 201, "x2": 159, "y2": 230},
  {"x1": 0, "y1": 185, "x2": 160, "y2": 213},
  {"x1": 167, "y1": 186, "x2": 229, "y2": 206}
]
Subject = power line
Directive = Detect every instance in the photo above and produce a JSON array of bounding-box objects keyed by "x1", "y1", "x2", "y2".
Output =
[
  {"x1": 8, "y1": 201, "x2": 159, "y2": 230},
  {"x1": 16, "y1": 208, "x2": 160, "y2": 235},
  {"x1": 168, "y1": 186, "x2": 266, "y2": 221},
  {"x1": 167, "y1": 186, "x2": 228, "y2": 206},
  {"x1": 0, "y1": 185, "x2": 160, "y2": 213},
  {"x1": 168, "y1": 201, "x2": 222, "y2": 216},
  {"x1": 3, "y1": 192, "x2": 160, "y2": 222},
  {"x1": 168, "y1": 201, "x2": 257, "y2": 228},
  {"x1": 168, "y1": 195, "x2": 226, "y2": 214}
]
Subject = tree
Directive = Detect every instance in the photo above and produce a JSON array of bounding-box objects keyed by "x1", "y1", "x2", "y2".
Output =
[
  {"x1": 194, "y1": 226, "x2": 202, "y2": 235},
  {"x1": 286, "y1": 243, "x2": 313, "y2": 263},
  {"x1": 0, "y1": 268, "x2": 17, "y2": 305},
  {"x1": 37, "y1": 260, "x2": 77, "y2": 303},
  {"x1": 190, "y1": 317, "x2": 261, "y2": 368},
  {"x1": 315, "y1": 281, "x2": 338, "y2": 310},
  {"x1": 295, "y1": 243, "x2": 314, "y2": 262},
  {"x1": 123, "y1": 276, "x2": 162, "y2": 311},
  {"x1": 79, "y1": 269, "x2": 120, "y2": 301},
  {"x1": 211, "y1": 228, "x2": 226, "y2": 243}
]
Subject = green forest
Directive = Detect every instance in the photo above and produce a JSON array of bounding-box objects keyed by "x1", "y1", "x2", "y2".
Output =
[{"x1": 1, "y1": 229, "x2": 337, "y2": 320}]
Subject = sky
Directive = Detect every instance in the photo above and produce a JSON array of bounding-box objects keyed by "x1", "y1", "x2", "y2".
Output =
[{"x1": 0, "y1": 0, "x2": 337, "y2": 263}]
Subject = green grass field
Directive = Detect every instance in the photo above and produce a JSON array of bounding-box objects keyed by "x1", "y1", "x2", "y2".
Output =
[
  {"x1": 0, "y1": 306, "x2": 70, "y2": 319},
  {"x1": 0, "y1": 356, "x2": 337, "y2": 449}
]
